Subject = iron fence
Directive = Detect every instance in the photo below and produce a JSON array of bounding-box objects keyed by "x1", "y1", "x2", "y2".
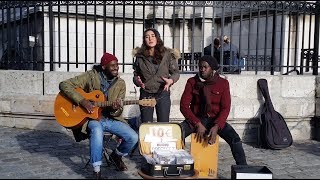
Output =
[{"x1": 0, "y1": 1, "x2": 319, "y2": 75}]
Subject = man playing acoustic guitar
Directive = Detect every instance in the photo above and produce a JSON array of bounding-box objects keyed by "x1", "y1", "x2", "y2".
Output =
[{"x1": 59, "y1": 52, "x2": 138, "y2": 179}]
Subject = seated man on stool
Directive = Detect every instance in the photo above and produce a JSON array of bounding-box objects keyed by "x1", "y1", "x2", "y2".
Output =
[
  {"x1": 179, "y1": 55, "x2": 247, "y2": 165},
  {"x1": 59, "y1": 52, "x2": 138, "y2": 179}
]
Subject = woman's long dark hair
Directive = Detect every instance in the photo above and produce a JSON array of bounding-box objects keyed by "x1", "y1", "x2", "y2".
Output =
[{"x1": 140, "y1": 28, "x2": 166, "y2": 64}]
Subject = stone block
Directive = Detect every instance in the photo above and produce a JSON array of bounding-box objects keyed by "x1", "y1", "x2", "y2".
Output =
[
  {"x1": 0, "y1": 116, "x2": 15, "y2": 127},
  {"x1": 281, "y1": 76, "x2": 315, "y2": 98},
  {"x1": 316, "y1": 98, "x2": 320, "y2": 116},
  {"x1": 44, "y1": 72, "x2": 82, "y2": 95},
  {"x1": 0, "y1": 100, "x2": 11, "y2": 112},
  {"x1": 316, "y1": 77, "x2": 320, "y2": 97},
  {"x1": 12, "y1": 115, "x2": 68, "y2": 134},
  {"x1": 170, "y1": 104, "x2": 185, "y2": 120},
  {"x1": 229, "y1": 76, "x2": 267, "y2": 99},
  {"x1": 278, "y1": 100, "x2": 314, "y2": 118},
  {"x1": 0, "y1": 70, "x2": 43, "y2": 96},
  {"x1": 233, "y1": 105, "x2": 254, "y2": 119},
  {"x1": 38, "y1": 99, "x2": 55, "y2": 115},
  {"x1": 122, "y1": 105, "x2": 140, "y2": 118},
  {"x1": 11, "y1": 97, "x2": 40, "y2": 114},
  {"x1": 287, "y1": 120, "x2": 311, "y2": 140}
]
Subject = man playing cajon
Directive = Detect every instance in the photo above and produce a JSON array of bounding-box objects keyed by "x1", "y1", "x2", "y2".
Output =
[{"x1": 179, "y1": 55, "x2": 248, "y2": 178}]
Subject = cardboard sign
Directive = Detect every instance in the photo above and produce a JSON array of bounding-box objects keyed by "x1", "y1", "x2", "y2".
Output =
[
  {"x1": 150, "y1": 142, "x2": 176, "y2": 153},
  {"x1": 149, "y1": 126, "x2": 173, "y2": 139}
]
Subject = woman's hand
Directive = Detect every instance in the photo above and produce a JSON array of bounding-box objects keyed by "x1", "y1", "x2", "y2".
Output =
[
  {"x1": 162, "y1": 77, "x2": 173, "y2": 91},
  {"x1": 136, "y1": 76, "x2": 145, "y2": 89}
]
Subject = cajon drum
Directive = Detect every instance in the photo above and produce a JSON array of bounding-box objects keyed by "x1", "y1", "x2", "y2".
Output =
[{"x1": 190, "y1": 133, "x2": 219, "y2": 179}]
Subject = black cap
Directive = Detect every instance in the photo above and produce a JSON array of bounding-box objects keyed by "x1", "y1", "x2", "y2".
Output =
[{"x1": 199, "y1": 55, "x2": 219, "y2": 70}]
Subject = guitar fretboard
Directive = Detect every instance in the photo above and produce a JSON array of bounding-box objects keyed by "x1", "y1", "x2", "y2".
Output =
[{"x1": 94, "y1": 100, "x2": 139, "y2": 107}]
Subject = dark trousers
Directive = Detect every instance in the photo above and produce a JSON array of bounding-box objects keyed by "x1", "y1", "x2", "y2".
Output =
[
  {"x1": 180, "y1": 118, "x2": 247, "y2": 165},
  {"x1": 139, "y1": 89, "x2": 171, "y2": 123}
]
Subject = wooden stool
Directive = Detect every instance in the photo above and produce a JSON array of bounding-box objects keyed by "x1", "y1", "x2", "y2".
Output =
[{"x1": 190, "y1": 133, "x2": 219, "y2": 179}]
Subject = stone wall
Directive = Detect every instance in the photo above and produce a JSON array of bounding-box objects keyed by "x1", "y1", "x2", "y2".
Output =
[
  {"x1": 312, "y1": 77, "x2": 320, "y2": 140},
  {"x1": 0, "y1": 70, "x2": 316, "y2": 143}
]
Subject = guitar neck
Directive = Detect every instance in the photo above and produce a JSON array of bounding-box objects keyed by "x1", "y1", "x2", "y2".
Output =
[{"x1": 94, "y1": 100, "x2": 139, "y2": 107}]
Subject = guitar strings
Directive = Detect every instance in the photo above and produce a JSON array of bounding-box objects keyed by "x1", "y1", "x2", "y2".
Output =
[{"x1": 95, "y1": 95, "x2": 162, "y2": 112}]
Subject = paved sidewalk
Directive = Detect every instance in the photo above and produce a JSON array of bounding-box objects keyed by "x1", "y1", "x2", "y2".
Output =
[{"x1": 0, "y1": 126, "x2": 320, "y2": 179}]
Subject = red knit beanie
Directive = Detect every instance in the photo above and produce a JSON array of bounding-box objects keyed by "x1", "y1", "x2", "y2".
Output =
[{"x1": 100, "y1": 52, "x2": 118, "y2": 66}]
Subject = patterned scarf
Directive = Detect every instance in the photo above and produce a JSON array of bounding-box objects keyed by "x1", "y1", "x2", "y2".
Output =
[
  {"x1": 195, "y1": 72, "x2": 219, "y2": 116},
  {"x1": 100, "y1": 72, "x2": 112, "y2": 98}
]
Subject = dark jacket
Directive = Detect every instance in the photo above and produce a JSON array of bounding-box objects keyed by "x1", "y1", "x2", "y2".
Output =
[
  {"x1": 204, "y1": 44, "x2": 220, "y2": 56},
  {"x1": 132, "y1": 47, "x2": 181, "y2": 93},
  {"x1": 204, "y1": 44, "x2": 221, "y2": 62},
  {"x1": 222, "y1": 42, "x2": 240, "y2": 60},
  {"x1": 180, "y1": 73, "x2": 231, "y2": 130},
  {"x1": 59, "y1": 65, "x2": 126, "y2": 141}
]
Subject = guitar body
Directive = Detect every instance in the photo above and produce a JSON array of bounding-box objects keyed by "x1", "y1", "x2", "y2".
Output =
[{"x1": 54, "y1": 89, "x2": 105, "y2": 129}]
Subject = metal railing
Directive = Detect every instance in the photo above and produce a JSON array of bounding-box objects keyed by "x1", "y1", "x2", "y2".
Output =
[{"x1": 0, "y1": 1, "x2": 319, "y2": 75}]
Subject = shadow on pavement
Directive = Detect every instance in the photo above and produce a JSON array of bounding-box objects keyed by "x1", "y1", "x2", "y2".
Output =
[
  {"x1": 15, "y1": 120, "x2": 139, "y2": 179},
  {"x1": 15, "y1": 125, "x2": 93, "y2": 178},
  {"x1": 242, "y1": 117, "x2": 261, "y2": 148},
  {"x1": 292, "y1": 140, "x2": 320, "y2": 157}
]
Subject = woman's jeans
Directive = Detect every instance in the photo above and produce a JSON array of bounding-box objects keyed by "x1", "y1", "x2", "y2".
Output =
[
  {"x1": 180, "y1": 118, "x2": 247, "y2": 165},
  {"x1": 139, "y1": 89, "x2": 171, "y2": 123},
  {"x1": 87, "y1": 118, "x2": 138, "y2": 168}
]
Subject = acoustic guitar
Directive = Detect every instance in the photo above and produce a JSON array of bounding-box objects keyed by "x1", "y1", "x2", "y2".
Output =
[{"x1": 54, "y1": 88, "x2": 156, "y2": 129}]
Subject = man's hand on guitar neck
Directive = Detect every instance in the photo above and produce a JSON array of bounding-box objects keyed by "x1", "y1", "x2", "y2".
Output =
[
  {"x1": 111, "y1": 98, "x2": 122, "y2": 110},
  {"x1": 80, "y1": 99, "x2": 95, "y2": 114}
]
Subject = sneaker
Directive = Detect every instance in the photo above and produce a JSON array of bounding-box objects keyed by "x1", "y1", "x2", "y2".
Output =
[
  {"x1": 93, "y1": 171, "x2": 101, "y2": 179},
  {"x1": 109, "y1": 150, "x2": 128, "y2": 171}
]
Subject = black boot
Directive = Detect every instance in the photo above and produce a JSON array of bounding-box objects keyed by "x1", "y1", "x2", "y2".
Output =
[
  {"x1": 109, "y1": 150, "x2": 128, "y2": 171},
  {"x1": 232, "y1": 141, "x2": 248, "y2": 165}
]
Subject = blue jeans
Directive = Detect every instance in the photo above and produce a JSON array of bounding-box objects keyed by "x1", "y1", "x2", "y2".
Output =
[{"x1": 87, "y1": 118, "x2": 138, "y2": 168}]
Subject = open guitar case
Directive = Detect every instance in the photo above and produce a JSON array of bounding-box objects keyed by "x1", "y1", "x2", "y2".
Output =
[{"x1": 138, "y1": 122, "x2": 196, "y2": 178}]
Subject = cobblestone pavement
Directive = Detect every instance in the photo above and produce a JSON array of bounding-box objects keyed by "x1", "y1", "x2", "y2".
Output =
[{"x1": 0, "y1": 126, "x2": 320, "y2": 179}]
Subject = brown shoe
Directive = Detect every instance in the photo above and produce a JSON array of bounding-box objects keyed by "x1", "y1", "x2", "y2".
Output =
[
  {"x1": 109, "y1": 151, "x2": 128, "y2": 171},
  {"x1": 93, "y1": 171, "x2": 101, "y2": 179}
]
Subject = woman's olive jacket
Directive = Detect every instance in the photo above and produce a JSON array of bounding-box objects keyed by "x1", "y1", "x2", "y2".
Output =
[{"x1": 132, "y1": 47, "x2": 181, "y2": 93}]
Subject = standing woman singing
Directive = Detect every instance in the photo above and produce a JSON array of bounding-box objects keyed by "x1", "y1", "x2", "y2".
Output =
[{"x1": 132, "y1": 28, "x2": 181, "y2": 123}]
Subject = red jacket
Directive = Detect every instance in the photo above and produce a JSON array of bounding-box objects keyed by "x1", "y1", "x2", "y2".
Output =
[{"x1": 180, "y1": 73, "x2": 231, "y2": 130}]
